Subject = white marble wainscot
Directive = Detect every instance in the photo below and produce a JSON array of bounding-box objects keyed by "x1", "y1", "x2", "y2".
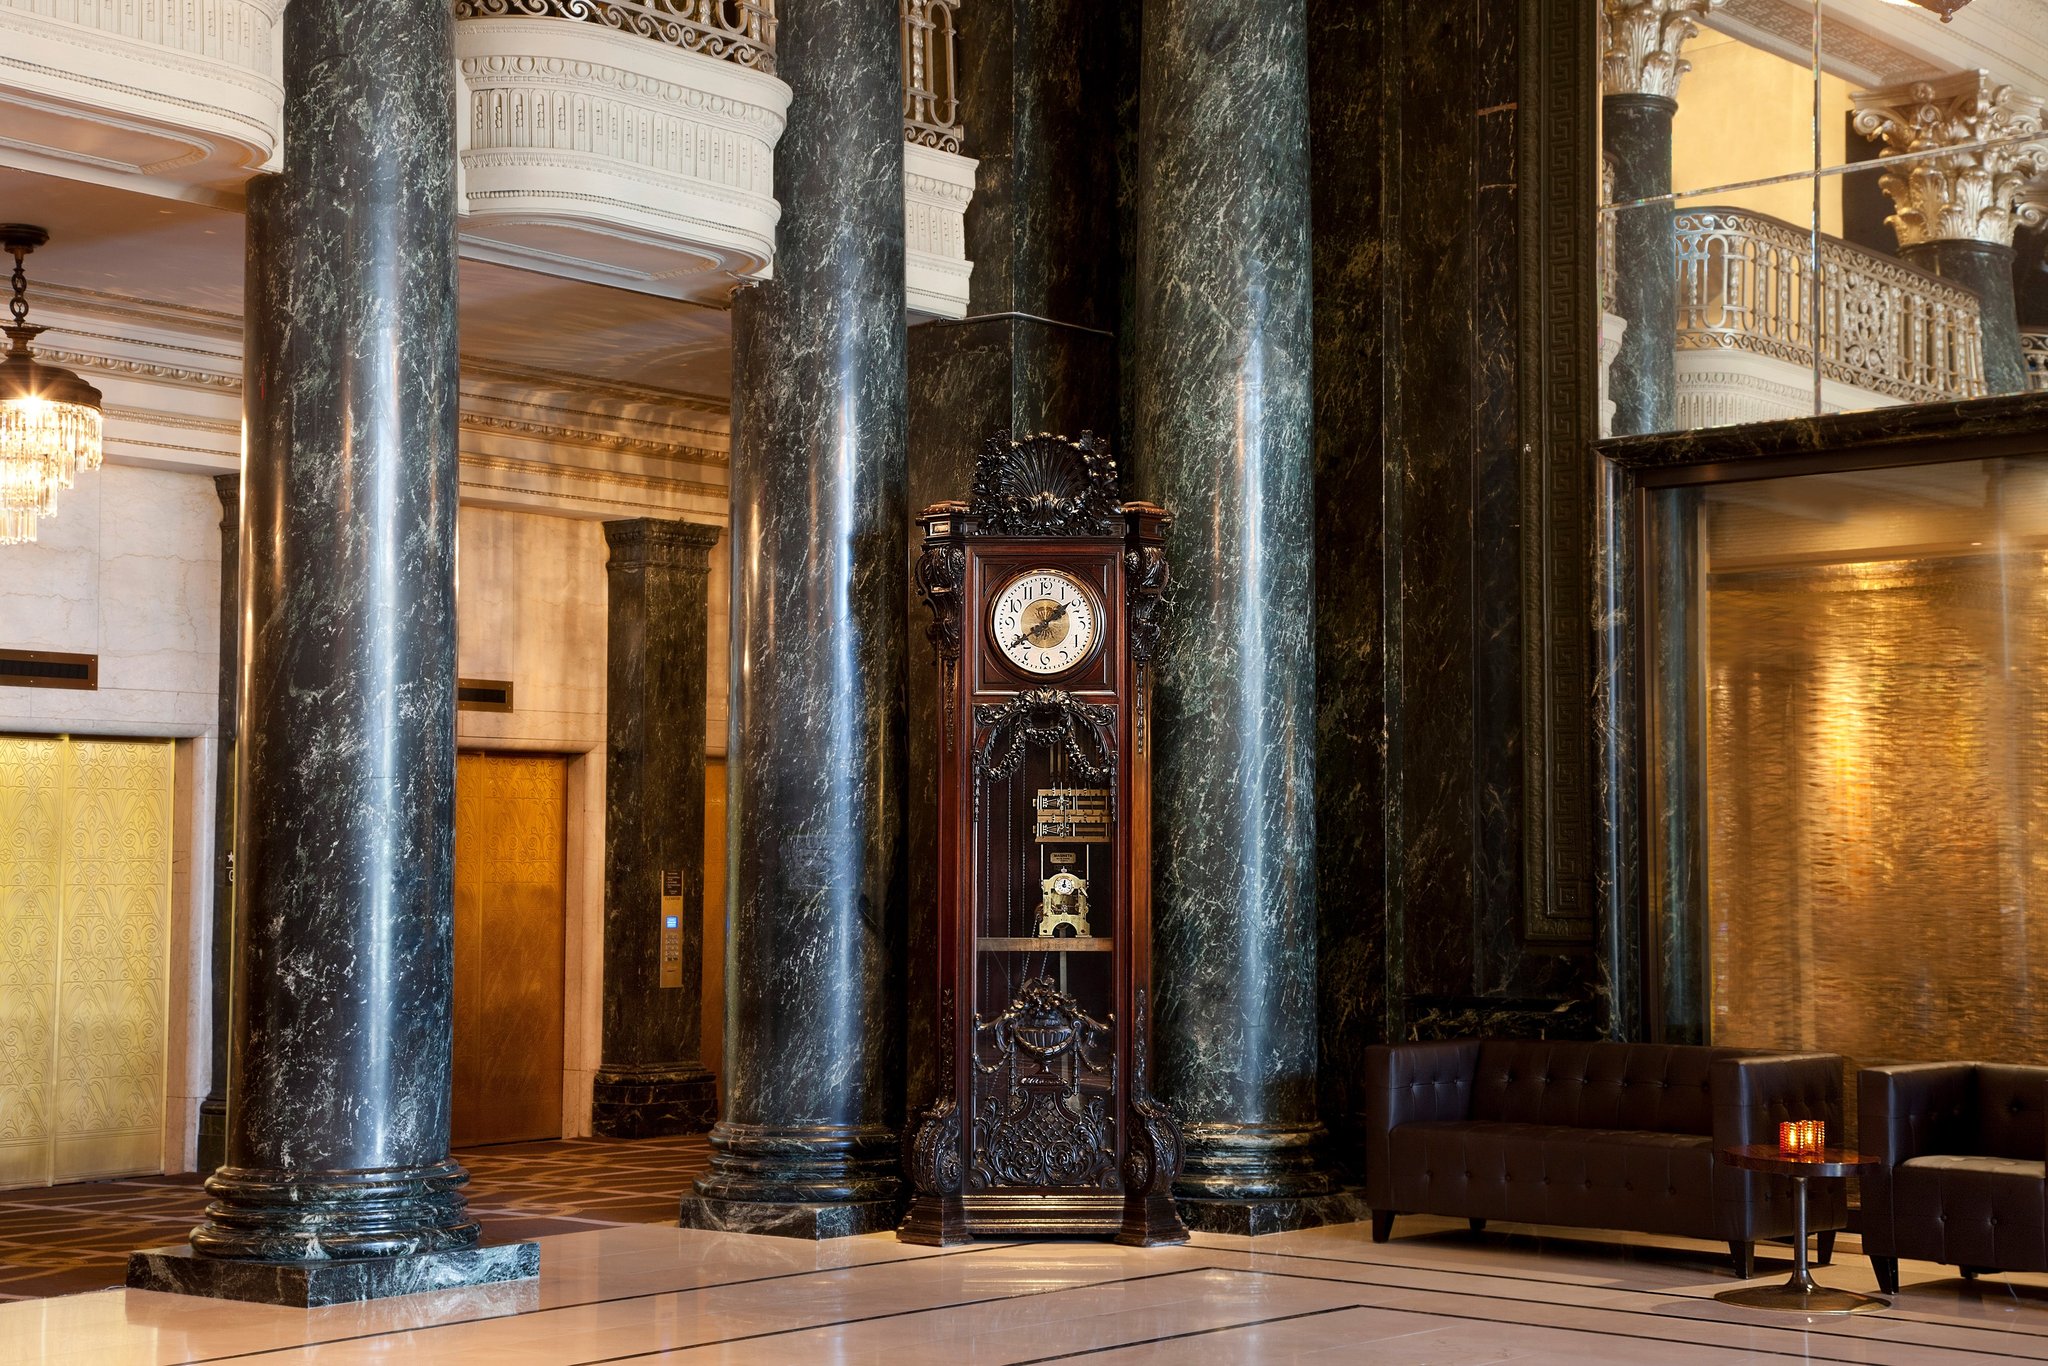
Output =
[
  {"x1": 906, "y1": 142, "x2": 975, "y2": 320},
  {"x1": 0, "y1": 464, "x2": 222, "y2": 738},
  {"x1": 454, "y1": 14, "x2": 790, "y2": 298},
  {"x1": 1674, "y1": 347, "x2": 1906, "y2": 428},
  {"x1": 0, "y1": 0, "x2": 282, "y2": 200}
]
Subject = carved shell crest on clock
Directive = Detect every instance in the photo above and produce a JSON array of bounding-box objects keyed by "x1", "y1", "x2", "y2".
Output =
[{"x1": 969, "y1": 431, "x2": 1126, "y2": 538}]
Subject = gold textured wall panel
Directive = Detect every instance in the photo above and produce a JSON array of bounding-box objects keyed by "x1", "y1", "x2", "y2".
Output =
[
  {"x1": 0, "y1": 736, "x2": 172, "y2": 1189},
  {"x1": 453, "y1": 753, "x2": 567, "y2": 1147},
  {"x1": 1697, "y1": 460, "x2": 2048, "y2": 1075}
]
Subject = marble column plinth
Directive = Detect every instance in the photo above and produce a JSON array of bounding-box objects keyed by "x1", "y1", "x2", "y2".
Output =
[
  {"x1": 1604, "y1": 93, "x2": 1678, "y2": 438},
  {"x1": 594, "y1": 518, "x2": 721, "y2": 1139},
  {"x1": 1903, "y1": 239, "x2": 2028, "y2": 396},
  {"x1": 680, "y1": 0, "x2": 908, "y2": 1241},
  {"x1": 129, "y1": 0, "x2": 533, "y2": 1305},
  {"x1": 1133, "y1": 0, "x2": 1345, "y2": 1235},
  {"x1": 127, "y1": 1242, "x2": 539, "y2": 1310},
  {"x1": 196, "y1": 473, "x2": 238, "y2": 1174}
]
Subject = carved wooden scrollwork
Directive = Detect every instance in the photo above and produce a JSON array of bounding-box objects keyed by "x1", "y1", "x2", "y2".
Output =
[
  {"x1": 906, "y1": 985, "x2": 963, "y2": 1198},
  {"x1": 972, "y1": 688, "x2": 1118, "y2": 785},
  {"x1": 1123, "y1": 543, "x2": 1169, "y2": 669},
  {"x1": 968, "y1": 431, "x2": 1126, "y2": 538},
  {"x1": 1119, "y1": 988, "x2": 1182, "y2": 1199},
  {"x1": 970, "y1": 977, "x2": 1118, "y2": 1191}
]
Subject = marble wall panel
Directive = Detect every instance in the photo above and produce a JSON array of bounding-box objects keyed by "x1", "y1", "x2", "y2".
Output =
[{"x1": 0, "y1": 465, "x2": 221, "y2": 738}]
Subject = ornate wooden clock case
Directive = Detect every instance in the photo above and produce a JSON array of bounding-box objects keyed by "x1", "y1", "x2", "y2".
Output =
[{"x1": 900, "y1": 432, "x2": 1188, "y2": 1247}]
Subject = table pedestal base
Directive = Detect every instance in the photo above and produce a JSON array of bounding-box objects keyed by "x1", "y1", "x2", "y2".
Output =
[
  {"x1": 1714, "y1": 1172, "x2": 1887, "y2": 1316},
  {"x1": 1715, "y1": 1281, "x2": 1887, "y2": 1315}
]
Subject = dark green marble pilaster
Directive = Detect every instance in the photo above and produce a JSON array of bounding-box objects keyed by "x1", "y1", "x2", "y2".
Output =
[
  {"x1": 1905, "y1": 239, "x2": 2029, "y2": 396},
  {"x1": 1604, "y1": 93, "x2": 1676, "y2": 439},
  {"x1": 594, "y1": 519, "x2": 721, "y2": 1138}
]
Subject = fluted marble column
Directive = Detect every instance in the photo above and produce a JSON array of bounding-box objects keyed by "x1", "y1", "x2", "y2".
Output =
[
  {"x1": 679, "y1": 0, "x2": 908, "y2": 1240},
  {"x1": 1853, "y1": 73, "x2": 2048, "y2": 396},
  {"x1": 127, "y1": 0, "x2": 536, "y2": 1307},
  {"x1": 1601, "y1": 0, "x2": 1721, "y2": 438},
  {"x1": 1134, "y1": 0, "x2": 1346, "y2": 1235},
  {"x1": 196, "y1": 473, "x2": 238, "y2": 1173},
  {"x1": 593, "y1": 518, "x2": 721, "y2": 1138}
]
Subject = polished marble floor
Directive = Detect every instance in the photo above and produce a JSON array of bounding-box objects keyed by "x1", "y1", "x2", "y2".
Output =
[{"x1": 3, "y1": 1214, "x2": 2044, "y2": 1363}]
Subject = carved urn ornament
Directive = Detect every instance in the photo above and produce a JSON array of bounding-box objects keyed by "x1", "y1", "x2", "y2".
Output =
[{"x1": 900, "y1": 431, "x2": 1186, "y2": 1247}]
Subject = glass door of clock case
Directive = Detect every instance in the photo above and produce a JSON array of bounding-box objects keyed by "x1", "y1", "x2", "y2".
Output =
[{"x1": 969, "y1": 703, "x2": 1122, "y2": 1197}]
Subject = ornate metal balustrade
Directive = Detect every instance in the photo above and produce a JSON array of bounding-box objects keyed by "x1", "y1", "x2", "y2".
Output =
[
  {"x1": 1676, "y1": 207, "x2": 1986, "y2": 406},
  {"x1": 453, "y1": 0, "x2": 777, "y2": 72},
  {"x1": 2025, "y1": 332, "x2": 2048, "y2": 393},
  {"x1": 902, "y1": 0, "x2": 961, "y2": 152}
]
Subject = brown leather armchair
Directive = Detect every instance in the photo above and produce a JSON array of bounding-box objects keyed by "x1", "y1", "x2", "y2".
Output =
[
  {"x1": 1365, "y1": 1040, "x2": 1846, "y2": 1276},
  {"x1": 1860, "y1": 1062, "x2": 2048, "y2": 1294}
]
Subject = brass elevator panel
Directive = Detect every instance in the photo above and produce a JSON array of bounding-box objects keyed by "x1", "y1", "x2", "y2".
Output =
[
  {"x1": 453, "y1": 753, "x2": 568, "y2": 1148},
  {"x1": 0, "y1": 735, "x2": 173, "y2": 1189}
]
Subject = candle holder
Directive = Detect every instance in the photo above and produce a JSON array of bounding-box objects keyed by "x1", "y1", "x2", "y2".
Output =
[{"x1": 1778, "y1": 1120, "x2": 1826, "y2": 1157}]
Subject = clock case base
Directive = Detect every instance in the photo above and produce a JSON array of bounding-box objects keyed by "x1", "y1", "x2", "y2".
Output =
[{"x1": 899, "y1": 1192, "x2": 1190, "y2": 1248}]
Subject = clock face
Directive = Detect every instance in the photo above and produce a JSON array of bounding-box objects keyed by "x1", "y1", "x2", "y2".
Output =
[{"x1": 991, "y1": 568, "x2": 1099, "y2": 676}]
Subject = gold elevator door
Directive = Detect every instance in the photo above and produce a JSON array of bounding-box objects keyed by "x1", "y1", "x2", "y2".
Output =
[
  {"x1": 0, "y1": 735, "x2": 174, "y2": 1189},
  {"x1": 452, "y1": 752, "x2": 568, "y2": 1148}
]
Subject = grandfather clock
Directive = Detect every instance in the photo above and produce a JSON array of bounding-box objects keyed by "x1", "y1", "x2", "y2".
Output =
[{"x1": 900, "y1": 431, "x2": 1188, "y2": 1247}]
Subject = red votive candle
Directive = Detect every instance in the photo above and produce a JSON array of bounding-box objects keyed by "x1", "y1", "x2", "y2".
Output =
[{"x1": 1779, "y1": 1122, "x2": 1798, "y2": 1154}]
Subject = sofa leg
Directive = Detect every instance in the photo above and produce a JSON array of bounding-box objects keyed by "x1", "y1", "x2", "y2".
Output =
[
  {"x1": 1871, "y1": 1256, "x2": 1899, "y2": 1295},
  {"x1": 1729, "y1": 1241, "x2": 1754, "y2": 1279},
  {"x1": 1468, "y1": 1218, "x2": 1487, "y2": 1234},
  {"x1": 1371, "y1": 1210, "x2": 1396, "y2": 1244},
  {"x1": 1815, "y1": 1231, "x2": 1835, "y2": 1267},
  {"x1": 1961, "y1": 1266, "x2": 1981, "y2": 1281}
]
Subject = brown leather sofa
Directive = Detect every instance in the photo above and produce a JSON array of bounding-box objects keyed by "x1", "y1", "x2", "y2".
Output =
[
  {"x1": 1364, "y1": 1040, "x2": 1844, "y2": 1276},
  {"x1": 1860, "y1": 1062, "x2": 2048, "y2": 1294}
]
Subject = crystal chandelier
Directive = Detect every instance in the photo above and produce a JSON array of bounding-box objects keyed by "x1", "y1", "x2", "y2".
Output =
[{"x1": 1, "y1": 226, "x2": 103, "y2": 545}]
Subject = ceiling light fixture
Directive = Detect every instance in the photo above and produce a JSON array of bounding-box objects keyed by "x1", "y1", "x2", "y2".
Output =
[{"x1": 1, "y1": 225, "x2": 102, "y2": 546}]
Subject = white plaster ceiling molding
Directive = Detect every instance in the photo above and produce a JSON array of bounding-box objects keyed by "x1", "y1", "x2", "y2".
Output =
[
  {"x1": 1852, "y1": 71, "x2": 2048, "y2": 245},
  {"x1": 453, "y1": 11, "x2": 792, "y2": 302},
  {"x1": 1601, "y1": 0, "x2": 1730, "y2": 100},
  {"x1": 905, "y1": 142, "x2": 975, "y2": 320},
  {"x1": 0, "y1": 0, "x2": 283, "y2": 205},
  {"x1": 1709, "y1": 0, "x2": 2048, "y2": 102}
]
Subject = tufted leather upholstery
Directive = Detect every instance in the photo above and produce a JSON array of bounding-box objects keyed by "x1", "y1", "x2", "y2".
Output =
[
  {"x1": 1860, "y1": 1062, "x2": 2048, "y2": 1289},
  {"x1": 1365, "y1": 1040, "x2": 1845, "y2": 1268}
]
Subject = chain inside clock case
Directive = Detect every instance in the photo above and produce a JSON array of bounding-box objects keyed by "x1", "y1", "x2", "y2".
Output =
[{"x1": 901, "y1": 431, "x2": 1187, "y2": 1247}]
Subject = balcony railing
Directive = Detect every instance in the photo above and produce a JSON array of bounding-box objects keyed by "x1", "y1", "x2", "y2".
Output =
[
  {"x1": 902, "y1": 0, "x2": 961, "y2": 153},
  {"x1": 2025, "y1": 332, "x2": 2048, "y2": 393},
  {"x1": 453, "y1": 0, "x2": 777, "y2": 72},
  {"x1": 1676, "y1": 207, "x2": 1986, "y2": 407}
]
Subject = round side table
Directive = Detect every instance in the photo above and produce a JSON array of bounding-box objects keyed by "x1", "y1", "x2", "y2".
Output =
[{"x1": 1715, "y1": 1143, "x2": 1885, "y2": 1315}]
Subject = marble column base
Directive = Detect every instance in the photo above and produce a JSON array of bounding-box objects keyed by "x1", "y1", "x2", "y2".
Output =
[
  {"x1": 679, "y1": 1121, "x2": 903, "y2": 1240},
  {"x1": 126, "y1": 1240, "x2": 539, "y2": 1308},
  {"x1": 1173, "y1": 1121, "x2": 1349, "y2": 1234},
  {"x1": 1175, "y1": 1190, "x2": 1365, "y2": 1236},
  {"x1": 678, "y1": 1195, "x2": 903, "y2": 1239},
  {"x1": 591, "y1": 1064, "x2": 716, "y2": 1139},
  {"x1": 195, "y1": 1098, "x2": 227, "y2": 1173}
]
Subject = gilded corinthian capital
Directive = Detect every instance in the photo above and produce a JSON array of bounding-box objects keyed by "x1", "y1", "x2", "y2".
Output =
[
  {"x1": 1600, "y1": 0, "x2": 1727, "y2": 102},
  {"x1": 1851, "y1": 71, "x2": 2048, "y2": 248}
]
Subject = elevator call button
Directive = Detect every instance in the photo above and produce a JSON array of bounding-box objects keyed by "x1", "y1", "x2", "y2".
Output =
[{"x1": 660, "y1": 869, "x2": 685, "y2": 989}]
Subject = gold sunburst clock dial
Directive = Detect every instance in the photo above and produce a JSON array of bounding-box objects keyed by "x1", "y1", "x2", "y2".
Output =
[{"x1": 991, "y1": 568, "x2": 1099, "y2": 676}]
